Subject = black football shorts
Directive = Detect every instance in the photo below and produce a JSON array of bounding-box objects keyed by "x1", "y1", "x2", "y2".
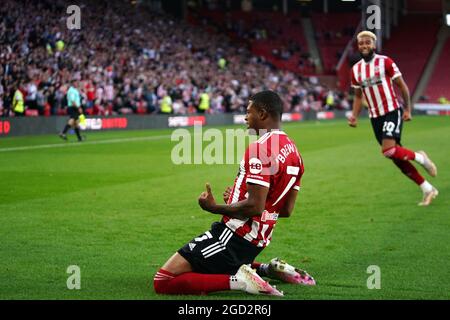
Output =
[
  {"x1": 178, "y1": 222, "x2": 262, "y2": 275},
  {"x1": 370, "y1": 108, "x2": 404, "y2": 145},
  {"x1": 67, "y1": 107, "x2": 80, "y2": 120}
]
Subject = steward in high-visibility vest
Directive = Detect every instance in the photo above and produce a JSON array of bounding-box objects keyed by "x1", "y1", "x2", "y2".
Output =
[
  {"x1": 13, "y1": 88, "x2": 25, "y2": 116},
  {"x1": 325, "y1": 92, "x2": 334, "y2": 108},
  {"x1": 160, "y1": 95, "x2": 173, "y2": 114},
  {"x1": 46, "y1": 43, "x2": 53, "y2": 55},
  {"x1": 198, "y1": 92, "x2": 210, "y2": 113},
  {"x1": 218, "y1": 58, "x2": 226, "y2": 70},
  {"x1": 56, "y1": 40, "x2": 65, "y2": 52},
  {"x1": 438, "y1": 96, "x2": 449, "y2": 104}
]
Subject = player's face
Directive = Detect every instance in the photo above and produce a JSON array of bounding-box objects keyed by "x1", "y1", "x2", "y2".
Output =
[
  {"x1": 358, "y1": 36, "x2": 376, "y2": 58},
  {"x1": 245, "y1": 101, "x2": 260, "y2": 133}
]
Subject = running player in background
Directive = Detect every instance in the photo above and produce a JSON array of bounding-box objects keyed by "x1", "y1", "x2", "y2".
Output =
[
  {"x1": 348, "y1": 31, "x2": 438, "y2": 206},
  {"x1": 154, "y1": 90, "x2": 315, "y2": 296},
  {"x1": 59, "y1": 79, "x2": 85, "y2": 142}
]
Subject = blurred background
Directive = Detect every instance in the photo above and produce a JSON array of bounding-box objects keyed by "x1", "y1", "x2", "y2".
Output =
[{"x1": 0, "y1": 0, "x2": 449, "y2": 121}]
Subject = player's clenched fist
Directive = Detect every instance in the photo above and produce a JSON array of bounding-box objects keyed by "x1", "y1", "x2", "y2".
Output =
[
  {"x1": 198, "y1": 183, "x2": 216, "y2": 212},
  {"x1": 402, "y1": 109, "x2": 412, "y2": 121},
  {"x1": 348, "y1": 114, "x2": 357, "y2": 127}
]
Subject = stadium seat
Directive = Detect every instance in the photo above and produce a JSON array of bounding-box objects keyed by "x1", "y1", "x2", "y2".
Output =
[
  {"x1": 312, "y1": 13, "x2": 360, "y2": 74},
  {"x1": 424, "y1": 37, "x2": 450, "y2": 102},
  {"x1": 383, "y1": 14, "x2": 441, "y2": 94}
]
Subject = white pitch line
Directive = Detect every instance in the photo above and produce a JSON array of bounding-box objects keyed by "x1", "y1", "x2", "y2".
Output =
[
  {"x1": 0, "y1": 134, "x2": 172, "y2": 153},
  {"x1": 0, "y1": 120, "x2": 346, "y2": 153}
]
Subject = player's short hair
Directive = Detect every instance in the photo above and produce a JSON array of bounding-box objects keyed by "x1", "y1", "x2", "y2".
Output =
[
  {"x1": 357, "y1": 30, "x2": 377, "y2": 42},
  {"x1": 249, "y1": 90, "x2": 283, "y2": 120}
]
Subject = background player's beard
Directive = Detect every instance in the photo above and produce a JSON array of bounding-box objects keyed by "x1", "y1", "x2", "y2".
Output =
[{"x1": 360, "y1": 49, "x2": 375, "y2": 62}]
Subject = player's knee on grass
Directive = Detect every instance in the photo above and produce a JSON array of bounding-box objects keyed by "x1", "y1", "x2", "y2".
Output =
[
  {"x1": 153, "y1": 268, "x2": 173, "y2": 294},
  {"x1": 153, "y1": 278, "x2": 168, "y2": 294}
]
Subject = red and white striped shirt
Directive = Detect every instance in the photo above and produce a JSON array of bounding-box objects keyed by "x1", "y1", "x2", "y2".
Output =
[
  {"x1": 223, "y1": 130, "x2": 304, "y2": 248},
  {"x1": 351, "y1": 54, "x2": 402, "y2": 118}
]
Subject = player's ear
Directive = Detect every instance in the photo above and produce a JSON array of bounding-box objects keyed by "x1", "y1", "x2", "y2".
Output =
[{"x1": 259, "y1": 108, "x2": 269, "y2": 121}]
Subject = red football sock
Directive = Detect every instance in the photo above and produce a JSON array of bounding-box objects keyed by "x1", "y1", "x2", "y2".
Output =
[
  {"x1": 153, "y1": 269, "x2": 230, "y2": 295},
  {"x1": 392, "y1": 159, "x2": 425, "y2": 186},
  {"x1": 383, "y1": 146, "x2": 416, "y2": 161}
]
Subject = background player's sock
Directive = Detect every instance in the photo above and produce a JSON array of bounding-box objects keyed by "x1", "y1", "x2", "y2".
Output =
[
  {"x1": 414, "y1": 152, "x2": 425, "y2": 165},
  {"x1": 251, "y1": 262, "x2": 269, "y2": 277},
  {"x1": 62, "y1": 124, "x2": 70, "y2": 134},
  {"x1": 392, "y1": 159, "x2": 425, "y2": 185},
  {"x1": 153, "y1": 269, "x2": 230, "y2": 295},
  {"x1": 420, "y1": 181, "x2": 433, "y2": 193},
  {"x1": 383, "y1": 146, "x2": 415, "y2": 161}
]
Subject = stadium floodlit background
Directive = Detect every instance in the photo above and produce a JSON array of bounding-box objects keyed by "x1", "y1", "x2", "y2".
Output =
[{"x1": 0, "y1": 0, "x2": 449, "y2": 300}]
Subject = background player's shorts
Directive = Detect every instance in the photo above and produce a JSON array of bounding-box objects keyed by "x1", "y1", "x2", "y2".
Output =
[
  {"x1": 67, "y1": 107, "x2": 80, "y2": 120},
  {"x1": 370, "y1": 108, "x2": 404, "y2": 145},
  {"x1": 178, "y1": 222, "x2": 263, "y2": 275}
]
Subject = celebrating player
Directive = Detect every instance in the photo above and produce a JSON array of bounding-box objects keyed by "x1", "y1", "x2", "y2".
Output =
[
  {"x1": 153, "y1": 90, "x2": 315, "y2": 296},
  {"x1": 348, "y1": 31, "x2": 438, "y2": 206}
]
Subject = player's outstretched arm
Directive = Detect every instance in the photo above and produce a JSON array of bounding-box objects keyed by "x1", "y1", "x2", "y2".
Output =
[
  {"x1": 198, "y1": 182, "x2": 268, "y2": 220},
  {"x1": 348, "y1": 88, "x2": 363, "y2": 127},
  {"x1": 394, "y1": 76, "x2": 412, "y2": 121}
]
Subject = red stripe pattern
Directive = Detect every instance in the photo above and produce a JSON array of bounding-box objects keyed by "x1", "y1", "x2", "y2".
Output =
[
  {"x1": 351, "y1": 54, "x2": 402, "y2": 118},
  {"x1": 223, "y1": 131, "x2": 304, "y2": 248}
]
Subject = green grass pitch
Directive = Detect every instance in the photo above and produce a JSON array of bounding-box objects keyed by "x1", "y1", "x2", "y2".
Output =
[{"x1": 0, "y1": 116, "x2": 448, "y2": 300}]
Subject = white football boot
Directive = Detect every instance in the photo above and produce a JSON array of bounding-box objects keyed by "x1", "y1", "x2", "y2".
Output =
[
  {"x1": 417, "y1": 151, "x2": 437, "y2": 177},
  {"x1": 418, "y1": 187, "x2": 439, "y2": 206},
  {"x1": 235, "y1": 264, "x2": 284, "y2": 296},
  {"x1": 267, "y1": 258, "x2": 316, "y2": 286}
]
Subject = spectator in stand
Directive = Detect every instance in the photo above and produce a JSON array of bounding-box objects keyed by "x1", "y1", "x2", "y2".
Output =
[
  {"x1": 0, "y1": 0, "x2": 350, "y2": 117},
  {"x1": 0, "y1": 82, "x2": 4, "y2": 116},
  {"x1": 26, "y1": 80, "x2": 38, "y2": 113},
  {"x1": 36, "y1": 83, "x2": 47, "y2": 115},
  {"x1": 84, "y1": 80, "x2": 96, "y2": 112}
]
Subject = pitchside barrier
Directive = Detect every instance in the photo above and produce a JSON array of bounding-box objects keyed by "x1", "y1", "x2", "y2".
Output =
[{"x1": 0, "y1": 107, "x2": 440, "y2": 138}]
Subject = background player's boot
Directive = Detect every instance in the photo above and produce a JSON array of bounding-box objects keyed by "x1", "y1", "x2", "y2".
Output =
[
  {"x1": 267, "y1": 258, "x2": 316, "y2": 286},
  {"x1": 417, "y1": 151, "x2": 437, "y2": 177},
  {"x1": 58, "y1": 133, "x2": 67, "y2": 141},
  {"x1": 418, "y1": 187, "x2": 439, "y2": 206},
  {"x1": 235, "y1": 264, "x2": 284, "y2": 296}
]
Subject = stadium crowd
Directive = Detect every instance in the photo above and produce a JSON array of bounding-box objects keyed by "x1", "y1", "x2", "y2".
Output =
[{"x1": 0, "y1": 0, "x2": 351, "y2": 117}]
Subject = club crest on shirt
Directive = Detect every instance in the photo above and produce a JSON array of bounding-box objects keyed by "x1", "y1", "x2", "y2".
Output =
[{"x1": 249, "y1": 158, "x2": 263, "y2": 174}]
